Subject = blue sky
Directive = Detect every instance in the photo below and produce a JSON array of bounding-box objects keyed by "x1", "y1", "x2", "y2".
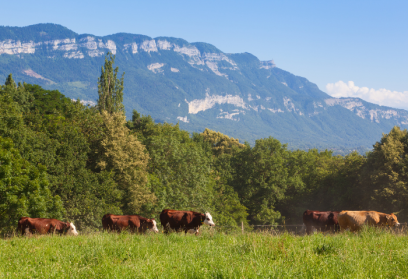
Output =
[{"x1": 2, "y1": 0, "x2": 408, "y2": 109}]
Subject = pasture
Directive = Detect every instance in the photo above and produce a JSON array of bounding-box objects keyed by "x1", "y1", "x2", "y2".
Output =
[{"x1": 1, "y1": 227, "x2": 408, "y2": 278}]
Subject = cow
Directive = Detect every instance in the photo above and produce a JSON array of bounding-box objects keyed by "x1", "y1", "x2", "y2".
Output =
[
  {"x1": 338, "y1": 210, "x2": 400, "y2": 232},
  {"x1": 17, "y1": 217, "x2": 78, "y2": 236},
  {"x1": 302, "y1": 210, "x2": 340, "y2": 234},
  {"x1": 160, "y1": 209, "x2": 215, "y2": 235},
  {"x1": 101, "y1": 214, "x2": 159, "y2": 233}
]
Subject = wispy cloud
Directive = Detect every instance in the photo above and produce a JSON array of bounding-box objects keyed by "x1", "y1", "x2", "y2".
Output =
[
  {"x1": 326, "y1": 81, "x2": 408, "y2": 110},
  {"x1": 72, "y1": 99, "x2": 97, "y2": 106}
]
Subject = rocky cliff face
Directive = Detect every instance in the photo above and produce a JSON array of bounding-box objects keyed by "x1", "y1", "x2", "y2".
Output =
[
  {"x1": 1, "y1": 23, "x2": 407, "y2": 151},
  {"x1": 0, "y1": 37, "x2": 116, "y2": 57}
]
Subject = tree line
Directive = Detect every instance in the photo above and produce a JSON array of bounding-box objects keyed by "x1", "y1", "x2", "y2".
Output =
[{"x1": 1, "y1": 53, "x2": 408, "y2": 233}]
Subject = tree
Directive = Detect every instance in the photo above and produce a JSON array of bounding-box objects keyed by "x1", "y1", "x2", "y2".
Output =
[
  {"x1": 363, "y1": 126, "x2": 408, "y2": 216},
  {"x1": 97, "y1": 111, "x2": 154, "y2": 213},
  {"x1": 232, "y1": 137, "x2": 305, "y2": 225},
  {"x1": 1, "y1": 79, "x2": 123, "y2": 229},
  {"x1": 4, "y1": 74, "x2": 16, "y2": 89},
  {"x1": 193, "y1": 129, "x2": 248, "y2": 227},
  {"x1": 198, "y1": 128, "x2": 245, "y2": 156},
  {"x1": 97, "y1": 52, "x2": 125, "y2": 114},
  {"x1": 0, "y1": 136, "x2": 64, "y2": 233},
  {"x1": 128, "y1": 113, "x2": 217, "y2": 218}
]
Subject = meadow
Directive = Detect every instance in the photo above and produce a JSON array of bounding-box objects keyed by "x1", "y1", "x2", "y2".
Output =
[{"x1": 1, "y1": 227, "x2": 408, "y2": 278}]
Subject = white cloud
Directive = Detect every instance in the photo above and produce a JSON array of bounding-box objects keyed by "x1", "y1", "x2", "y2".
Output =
[
  {"x1": 326, "y1": 81, "x2": 408, "y2": 110},
  {"x1": 72, "y1": 99, "x2": 96, "y2": 106}
]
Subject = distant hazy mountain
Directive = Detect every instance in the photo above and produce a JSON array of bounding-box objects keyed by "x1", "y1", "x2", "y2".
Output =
[{"x1": 1, "y1": 23, "x2": 407, "y2": 152}]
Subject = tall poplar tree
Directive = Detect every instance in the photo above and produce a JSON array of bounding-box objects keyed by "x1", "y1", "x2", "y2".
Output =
[
  {"x1": 97, "y1": 52, "x2": 125, "y2": 114},
  {"x1": 4, "y1": 74, "x2": 16, "y2": 89}
]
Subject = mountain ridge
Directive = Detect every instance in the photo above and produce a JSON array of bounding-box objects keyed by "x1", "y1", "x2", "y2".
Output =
[{"x1": 1, "y1": 23, "x2": 407, "y2": 152}]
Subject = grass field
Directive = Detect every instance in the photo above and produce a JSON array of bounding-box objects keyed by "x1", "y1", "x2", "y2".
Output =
[{"x1": 1, "y1": 227, "x2": 408, "y2": 278}]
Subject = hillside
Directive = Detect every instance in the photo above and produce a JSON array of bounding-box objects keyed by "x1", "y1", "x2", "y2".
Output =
[{"x1": 1, "y1": 23, "x2": 407, "y2": 151}]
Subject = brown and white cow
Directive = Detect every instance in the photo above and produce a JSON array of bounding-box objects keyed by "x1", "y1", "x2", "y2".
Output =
[
  {"x1": 303, "y1": 210, "x2": 340, "y2": 234},
  {"x1": 160, "y1": 209, "x2": 215, "y2": 234},
  {"x1": 338, "y1": 210, "x2": 400, "y2": 232},
  {"x1": 102, "y1": 214, "x2": 159, "y2": 233},
  {"x1": 17, "y1": 217, "x2": 78, "y2": 236}
]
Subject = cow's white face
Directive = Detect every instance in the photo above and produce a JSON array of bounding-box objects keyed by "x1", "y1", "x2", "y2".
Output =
[
  {"x1": 204, "y1": 212, "x2": 215, "y2": 226},
  {"x1": 67, "y1": 223, "x2": 79, "y2": 236},
  {"x1": 151, "y1": 220, "x2": 159, "y2": 233}
]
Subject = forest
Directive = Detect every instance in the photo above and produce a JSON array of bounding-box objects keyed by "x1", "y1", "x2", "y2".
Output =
[{"x1": 1, "y1": 54, "x2": 408, "y2": 234}]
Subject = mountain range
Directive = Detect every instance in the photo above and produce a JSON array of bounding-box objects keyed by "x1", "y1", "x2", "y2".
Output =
[{"x1": 1, "y1": 23, "x2": 407, "y2": 152}]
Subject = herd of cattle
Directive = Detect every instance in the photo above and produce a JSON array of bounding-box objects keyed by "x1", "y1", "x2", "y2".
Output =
[
  {"x1": 17, "y1": 209, "x2": 215, "y2": 236},
  {"x1": 15, "y1": 209, "x2": 401, "y2": 236},
  {"x1": 303, "y1": 210, "x2": 401, "y2": 234}
]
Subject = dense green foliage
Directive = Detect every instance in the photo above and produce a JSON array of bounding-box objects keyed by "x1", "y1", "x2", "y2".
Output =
[
  {"x1": 1, "y1": 229, "x2": 408, "y2": 278},
  {"x1": 2, "y1": 69, "x2": 408, "y2": 234},
  {"x1": 97, "y1": 52, "x2": 125, "y2": 114},
  {"x1": 0, "y1": 76, "x2": 122, "y2": 230},
  {"x1": 0, "y1": 136, "x2": 64, "y2": 232}
]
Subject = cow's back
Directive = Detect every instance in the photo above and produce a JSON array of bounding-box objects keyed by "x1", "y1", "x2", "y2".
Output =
[
  {"x1": 160, "y1": 209, "x2": 201, "y2": 232},
  {"x1": 102, "y1": 214, "x2": 141, "y2": 232},
  {"x1": 303, "y1": 210, "x2": 340, "y2": 234},
  {"x1": 160, "y1": 209, "x2": 183, "y2": 226},
  {"x1": 20, "y1": 218, "x2": 60, "y2": 234},
  {"x1": 338, "y1": 211, "x2": 367, "y2": 231},
  {"x1": 365, "y1": 211, "x2": 382, "y2": 225},
  {"x1": 302, "y1": 210, "x2": 315, "y2": 225},
  {"x1": 339, "y1": 211, "x2": 390, "y2": 230}
]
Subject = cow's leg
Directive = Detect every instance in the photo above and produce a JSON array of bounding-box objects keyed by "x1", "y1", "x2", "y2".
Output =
[
  {"x1": 186, "y1": 228, "x2": 199, "y2": 234},
  {"x1": 163, "y1": 223, "x2": 171, "y2": 234},
  {"x1": 305, "y1": 225, "x2": 312, "y2": 235},
  {"x1": 334, "y1": 225, "x2": 340, "y2": 233},
  {"x1": 350, "y1": 225, "x2": 359, "y2": 232},
  {"x1": 340, "y1": 225, "x2": 347, "y2": 232},
  {"x1": 322, "y1": 225, "x2": 331, "y2": 233},
  {"x1": 328, "y1": 225, "x2": 334, "y2": 233}
]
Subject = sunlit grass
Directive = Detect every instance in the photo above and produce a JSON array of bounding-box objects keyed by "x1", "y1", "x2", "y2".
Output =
[{"x1": 1, "y1": 227, "x2": 407, "y2": 278}]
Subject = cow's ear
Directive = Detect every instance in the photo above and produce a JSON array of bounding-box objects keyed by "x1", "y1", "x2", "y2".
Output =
[
  {"x1": 64, "y1": 222, "x2": 71, "y2": 231},
  {"x1": 386, "y1": 215, "x2": 391, "y2": 220}
]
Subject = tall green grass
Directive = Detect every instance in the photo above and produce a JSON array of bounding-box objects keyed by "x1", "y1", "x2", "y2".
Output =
[{"x1": 1, "y1": 227, "x2": 407, "y2": 278}]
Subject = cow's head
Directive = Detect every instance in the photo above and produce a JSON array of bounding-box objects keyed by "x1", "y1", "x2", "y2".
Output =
[
  {"x1": 66, "y1": 222, "x2": 79, "y2": 236},
  {"x1": 386, "y1": 213, "x2": 400, "y2": 227},
  {"x1": 203, "y1": 212, "x2": 215, "y2": 227},
  {"x1": 141, "y1": 219, "x2": 159, "y2": 233},
  {"x1": 149, "y1": 219, "x2": 159, "y2": 233}
]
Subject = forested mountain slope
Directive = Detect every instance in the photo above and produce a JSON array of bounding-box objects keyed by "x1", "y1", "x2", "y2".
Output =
[{"x1": 1, "y1": 23, "x2": 407, "y2": 151}]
